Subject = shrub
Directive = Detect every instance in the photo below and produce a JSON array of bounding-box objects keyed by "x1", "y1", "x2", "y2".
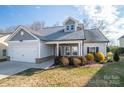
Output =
[
  {"x1": 85, "y1": 53, "x2": 94, "y2": 63},
  {"x1": 107, "y1": 52, "x2": 113, "y2": 57},
  {"x1": 54, "y1": 56, "x2": 62, "y2": 65},
  {"x1": 109, "y1": 46, "x2": 118, "y2": 53},
  {"x1": 96, "y1": 52, "x2": 105, "y2": 63},
  {"x1": 78, "y1": 56, "x2": 87, "y2": 65},
  {"x1": 93, "y1": 53, "x2": 99, "y2": 62},
  {"x1": 117, "y1": 47, "x2": 124, "y2": 55},
  {"x1": 60, "y1": 57, "x2": 69, "y2": 66},
  {"x1": 72, "y1": 58, "x2": 82, "y2": 67},
  {"x1": 107, "y1": 52, "x2": 113, "y2": 62},
  {"x1": 113, "y1": 50, "x2": 120, "y2": 62},
  {"x1": 107, "y1": 47, "x2": 110, "y2": 52},
  {"x1": 68, "y1": 56, "x2": 74, "y2": 65}
]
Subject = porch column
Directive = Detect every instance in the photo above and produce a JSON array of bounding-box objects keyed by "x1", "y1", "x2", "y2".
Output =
[
  {"x1": 80, "y1": 41, "x2": 83, "y2": 56},
  {"x1": 78, "y1": 42, "x2": 81, "y2": 56},
  {"x1": 56, "y1": 43, "x2": 59, "y2": 56}
]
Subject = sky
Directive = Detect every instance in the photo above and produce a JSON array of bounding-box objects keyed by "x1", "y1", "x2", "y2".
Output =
[
  {"x1": 0, "y1": 5, "x2": 83, "y2": 28},
  {"x1": 0, "y1": 5, "x2": 124, "y2": 45}
]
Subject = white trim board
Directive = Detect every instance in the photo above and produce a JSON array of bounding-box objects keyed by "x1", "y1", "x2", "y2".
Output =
[{"x1": 46, "y1": 40, "x2": 83, "y2": 44}]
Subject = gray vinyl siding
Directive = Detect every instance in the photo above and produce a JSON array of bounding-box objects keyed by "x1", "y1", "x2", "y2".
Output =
[{"x1": 10, "y1": 29, "x2": 37, "y2": 41}]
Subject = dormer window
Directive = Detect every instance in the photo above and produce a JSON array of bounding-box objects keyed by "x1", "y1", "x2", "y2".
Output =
[
  {"x1": 71, "y1": 25, "x2": 74, "y2": 30},
  {"x1": 66, "y1": 24, "x2": 75, "y2": 32},
  {"x1": 66, "y1": 26, "x2": 70, "y2": 31},
  {"x1": 63, "y1": 17, "x2": 80, "y2": 32}
]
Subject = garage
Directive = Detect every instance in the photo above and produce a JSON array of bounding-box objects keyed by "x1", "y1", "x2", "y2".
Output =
[
  {"x1": 7, "y1": 26, "x2": 40, "y2": 63},
  {"x1": 8, "y1": 40, "x2": 39, "y2": 63},
  {"x1": 10, "y1": 45, "x2": 38, "y2": 63}
]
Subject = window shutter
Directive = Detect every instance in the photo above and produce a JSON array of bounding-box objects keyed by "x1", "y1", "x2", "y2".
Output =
[
  {"x1": 96, "y1": 47, "x2": 99, "y2": 53},
  {"x1": 87, "y1": 47, "x2": 89, "y2": 53}
]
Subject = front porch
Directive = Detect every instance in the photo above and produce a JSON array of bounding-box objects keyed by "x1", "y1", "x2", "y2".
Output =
[{"x1": 46, "y1": 40, "x2": 84, "y2": 57}]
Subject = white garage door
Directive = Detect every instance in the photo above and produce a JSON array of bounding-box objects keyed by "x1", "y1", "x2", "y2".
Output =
[{"x1": 10, "y1": 46, "x2": 38, "y2": 63}]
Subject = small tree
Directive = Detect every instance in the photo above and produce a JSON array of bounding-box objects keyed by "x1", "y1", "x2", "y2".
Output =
[
  {"x1": 113, "y1": 50, "x2": 120, "y2": 62},
  {"x1": 107, "y1": 47, "x2": 110, "y2": 52}
]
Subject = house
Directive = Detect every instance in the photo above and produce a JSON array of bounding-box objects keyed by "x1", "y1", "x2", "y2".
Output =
[
  {"x1": 0, "y1": 33, "x2": 11, "y2": 58},
  {"x1": 118, "y1": 35, "x2": 124, "y2": 47},
  {"x1": 6, "y1": 17, "x2": 109, "y2": 63}
]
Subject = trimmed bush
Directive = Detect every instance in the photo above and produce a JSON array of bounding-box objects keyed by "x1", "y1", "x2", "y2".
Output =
[
  {"x1": 72, "y1": 58, "x2": 82, "y2": 67},
  {"x1": 68, "y1": 57, "x2": 74, "y2": 65},
  {"x1": 85, "y1": 53, "x2": 94, "y2": 63},
  {"x1": 107, "y1": 52, "x2": 113, "y2": 56},
  {"x1": 113, "y1": 50, "x2": 120, "y2": 62},
  {"x1": 60, "y1": 57, "x2": 69, "y2": 66},
  {"x1": 107, "y1": 52, "x2": 113, "y2": 62},
  {"x1": 93, "y1": 53, "x2": 99, "y2": 62},
  {"x1": 96, "y1": 52, "x2": 105, "y2": 63},
  {"x1": 77, "y1": 56, "x2": 87, "y2": 65}
]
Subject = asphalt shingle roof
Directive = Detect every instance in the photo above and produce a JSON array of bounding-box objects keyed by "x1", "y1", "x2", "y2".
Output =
[
  {"x1": 119, "y1": 35, "x2": 124, "y2": 39},
  {"x1": 25, "y1": 26, "x2": 109, "y2": 42},
  {"x1": 84, "y1": 29, "x2": 109, "y2": 42},
  {"x1": 43, "y1": 28, "x2": 85, "y2": 41}
]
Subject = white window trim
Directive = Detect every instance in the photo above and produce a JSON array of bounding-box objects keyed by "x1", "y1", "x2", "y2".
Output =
[{"x1": 63, "y1": 45, "x2": 78, "y2": 56}]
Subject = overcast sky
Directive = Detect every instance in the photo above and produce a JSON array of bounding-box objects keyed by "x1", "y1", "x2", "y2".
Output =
[{"x1": 0, "y1": 5, "x2": 124, "y2": 45}]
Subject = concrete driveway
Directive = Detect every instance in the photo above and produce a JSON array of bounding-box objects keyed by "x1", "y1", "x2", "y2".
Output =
[{"x1": 0, "y1": 59, "x2": 54, "y2": 79}]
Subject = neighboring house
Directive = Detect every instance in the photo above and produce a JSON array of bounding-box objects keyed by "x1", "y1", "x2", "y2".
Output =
[
  {"x1": 6, "y1": 17, "x2": 109, "y2": 63},
  {"x1": 118, "y1": 35, "x2": 124, "y2": 47},
  {"x1": 0, "y1": 33, "x2": 11, "y2": 58}
]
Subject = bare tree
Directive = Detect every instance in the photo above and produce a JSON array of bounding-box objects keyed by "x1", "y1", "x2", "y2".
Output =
[
  {"x1": 30, "y1": 21, "x2": 45, "y2": 31},
  {"x1": 83, "y1": 18, "x2": 120, "y2": 35},
  {"x1": 53, "y1": 21, "x2": 60, "y2": 26},
  {"x1": 4, "y1": 26, "x2": 18, "y2": 32}
]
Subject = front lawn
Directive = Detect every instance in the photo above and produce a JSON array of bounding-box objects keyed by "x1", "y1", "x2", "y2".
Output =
[{"x1": 0, "y1": 57, "x2": 124, "y2": 87}]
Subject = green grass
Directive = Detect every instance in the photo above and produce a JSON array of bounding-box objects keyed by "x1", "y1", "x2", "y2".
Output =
[
  {"x1": 86, "y1": 62, "x2": 124, "y2": 86},
  {"x1": 0, "y1": 57, "x2": 124, "y2": 87}
]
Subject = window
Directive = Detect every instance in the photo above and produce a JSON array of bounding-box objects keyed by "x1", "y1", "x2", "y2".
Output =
[
  {"x1": 71, "y1": 25, "x2": 74, "y2": 30},
  {"x1": 64, "y1": 46, "x2": 78, "y2": 56},
  {"x1": 2, "y1": 49, "x2": 6, "y2": 56},
  {"x1": 87, "y1": 47, "x2": 99, "y2": 54},
  {"x1": 72, "y1": 46, "x2": 78, "y2": 55},
  {"x1": 64, "y1": 46, "x2": 71, "y2": 55},
  {"x1": 66, "y1": 25, "x2": 75, "y2": 31},
  {"x1": 66, "y1": 26, "x2": 70, "y2": 31}
]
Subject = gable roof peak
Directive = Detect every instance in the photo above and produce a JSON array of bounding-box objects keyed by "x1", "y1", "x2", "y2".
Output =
[{"x1": 63, "y1": 17, "x2": 80, "y2": 25}]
